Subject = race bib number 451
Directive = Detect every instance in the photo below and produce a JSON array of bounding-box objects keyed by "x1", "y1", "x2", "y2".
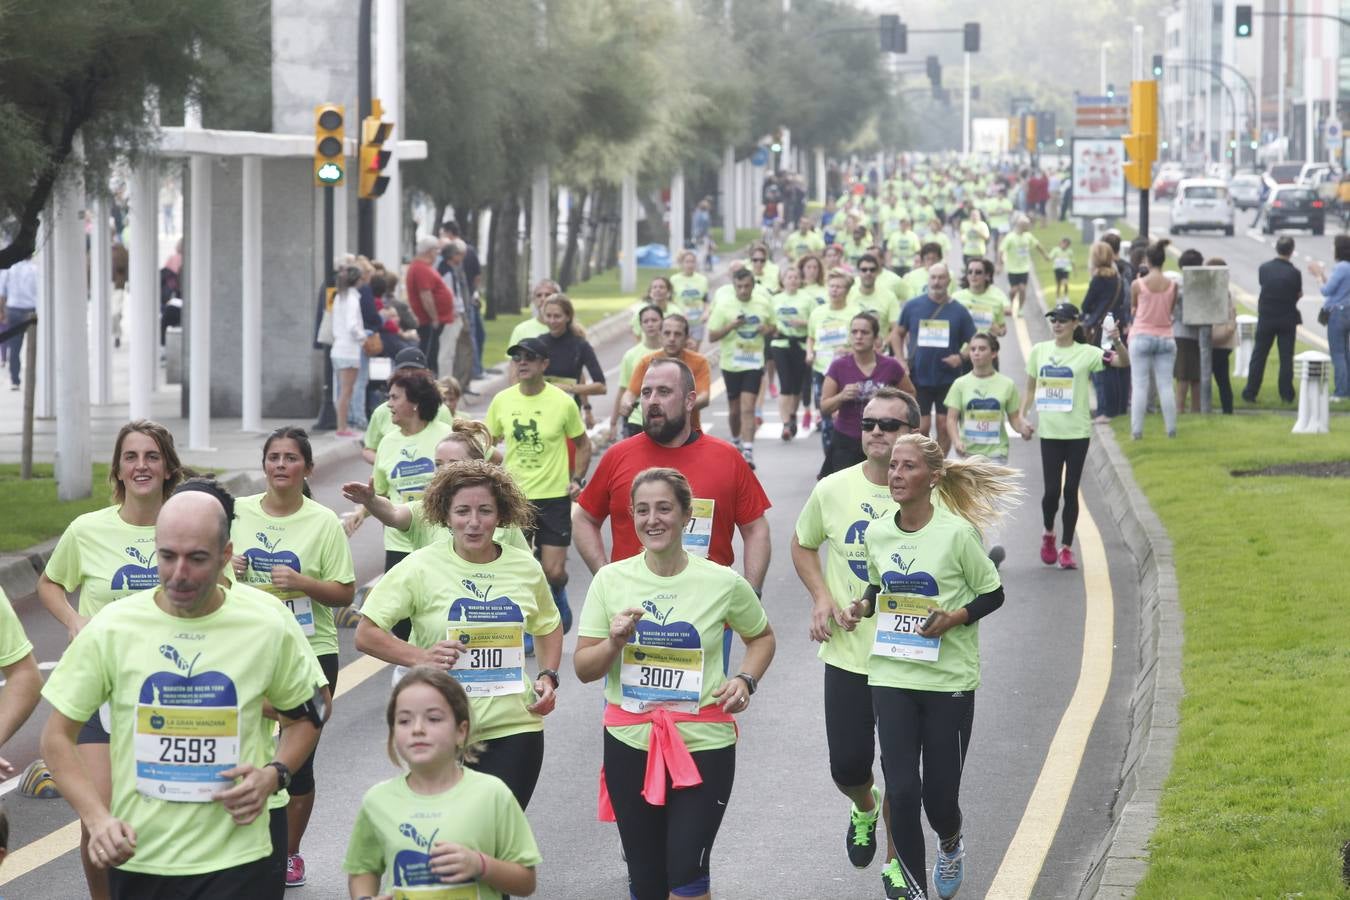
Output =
[{"x1": 871, "y1": 595, "x2": 941, "y2": 662}]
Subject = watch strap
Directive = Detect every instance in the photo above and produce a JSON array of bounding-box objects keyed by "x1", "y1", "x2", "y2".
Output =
[{"x1": 537, "y1": 668, "x2": 560, "y2": 689}]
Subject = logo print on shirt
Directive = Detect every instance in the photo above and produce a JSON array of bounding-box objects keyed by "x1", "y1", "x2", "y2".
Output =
[
  {"x1": 393, "y1": 823, "x2": 442, "y2": 887},
  {"x1": 632, "y1": 598, "x2": 698, "y2": 651},
  {"x1": 845, "y1": 503, "x2": 888, "y2": 580},
  {"x1": 882, "y1": 551, "x2": 939, "y2": 597},
  {"x1": 511, "y1": 417, "x2": 544, "y2": 454},
  {"x1": 449, "y1": 580, "x2": 523, "y2": 625},
  {"x1": 241, "y1": 532, "x2": 301, "y2": 581},
  {"x1": 112, "y1": 546, "x2": 159, "y2": 591}
]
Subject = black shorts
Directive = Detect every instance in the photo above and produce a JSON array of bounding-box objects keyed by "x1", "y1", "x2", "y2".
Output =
[
  {"x1": 289, "y1": 653, "x2": 339, "y2": 796},
  {"x1": 770, "y1": 340, "x2": 810, "y2": 396},
  {"x1": 77, "y1": 708, "x2": 110, "y2": 745},
  {"x1": 528, "y1": 496, "x2": 573, "y2": 547},
  {"x1": 914, "y1": 382, "x2": 952, "y2": 419},
  {"x1": 1054, "y1": 269, "x2": 1070, "y2": 283},
  {"x1": 1174, "y1": 337, "x2": 1200, "y2": 381},
  {"x1": 109, "y1": 854, "x2": 278, "y2": 900},
  {"x1": 722, "y1": 368, "x2": 763, "y2": 399},
  {"x1": 1007, "y1": 272, "x2": 1029, "y2": 287}
]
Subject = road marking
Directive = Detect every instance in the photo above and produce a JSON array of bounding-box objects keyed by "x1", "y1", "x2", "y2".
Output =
[{"x1": 986, "y1": 283, "x2": 1116, "y2": 898}]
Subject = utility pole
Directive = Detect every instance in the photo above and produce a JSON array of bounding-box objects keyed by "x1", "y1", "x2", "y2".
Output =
[{"x1": 357, "y1": 0, "x2": 374, "y2": 257}]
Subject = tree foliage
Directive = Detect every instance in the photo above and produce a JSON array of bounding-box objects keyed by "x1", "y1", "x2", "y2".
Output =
[{"x1": 0, "y1": 0, "x2": 269, "y2": 268}]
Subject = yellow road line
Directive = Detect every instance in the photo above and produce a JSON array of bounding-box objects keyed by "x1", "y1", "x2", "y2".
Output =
[
  {"x1": 0, "y1": 651, "x2": 391, "y2": 885},
  {"x1": 985, "y1": 285, "x2": 1116, "y2": 898}
]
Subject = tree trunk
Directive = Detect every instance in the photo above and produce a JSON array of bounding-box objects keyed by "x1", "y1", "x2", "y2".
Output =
[
  {"x1": 487, "y1": 194, "x2": 524, "y2": 317},
  {"x1": 637, "y1": 186, "x2": 667, "y2": 247},
  {"x1": 578, "y1": 185, "x2": 598, "y2": 283},
  {"x1": 597, "y1": 183, "x2": 619, "y2": 272},
  {"x1": 557, "y1": 186, "x2": 587, "y2": 290}
]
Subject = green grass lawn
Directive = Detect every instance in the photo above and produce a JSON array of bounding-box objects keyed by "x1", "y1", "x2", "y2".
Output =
[
  {"x1": 0, "y1": 464, "x2": 115, "y2": 552},
  {"x1": 1111, "y1": 414, "x2": 1350, "y2": 896}
]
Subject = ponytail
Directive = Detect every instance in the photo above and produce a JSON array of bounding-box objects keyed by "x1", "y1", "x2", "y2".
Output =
[{"x1": 934, "y1": 456, "x2": 1024, "y2": 536}]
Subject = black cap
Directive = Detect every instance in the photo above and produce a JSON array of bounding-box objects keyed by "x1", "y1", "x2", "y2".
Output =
[
  {"x1": 393, "y1": 347, "x2": 428, "y2": 370},
  {"x1": 1045, "y1": 301, "x2": 1081, "y2": 322},
  {"x1": 506, "y1": 337, "x2": 550, "y2": 359}
]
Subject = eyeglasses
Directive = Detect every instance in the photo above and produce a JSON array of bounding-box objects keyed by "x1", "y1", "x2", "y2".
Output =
[
  {"x1": 859, "y1": 266, "x2": 878, "y2": 273},
  {"x1": 861, "y1": 417, "x2": 911, "y2": 433},
  {"x1": 967, "y1": 268, "x2": 985, "y2": 275},
  {"x1": 510, "y1": 351, "x2": 542, "y2": 362}
]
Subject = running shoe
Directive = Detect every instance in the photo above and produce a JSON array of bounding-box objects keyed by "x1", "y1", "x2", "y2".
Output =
[
  {"x1": 846, "y1": 785, "x2": 883, "y2": 869},
  {"x1": 1039, "y1": 532, "x2": 1056, "y2": 566},
  {"x1": 932, "y1": 839, "x2": 965, "y2": 899},
  {"x1": 881, "y1": 857, "x2": 926, "y2": 900},
  {"x1": 741, "y1": 447, "x2": 756, "y2": 471},
  {"x1": 801, "y1": 409, "x2": 813, "y2": 431},
  {"x1": 781, "y1": 423, "x2": 793, "y2": 442},
  {"x1": 1058, "y1": 546, "x2": 1078, "y2": 570},
  {"x1": 987, "y1": 545, "x2": 1005, "y2": 570},
  {"x1": 286, "y1": 854, "x2": 306, "y2": 887}
]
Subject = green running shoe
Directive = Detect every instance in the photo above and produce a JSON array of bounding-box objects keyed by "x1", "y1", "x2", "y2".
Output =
[
  {"x1": 881, "y1": 857, "x2": 927, "y2": 900},
  {"x1": 846, "y1": 785, "x2": 883, "y2": 869}
]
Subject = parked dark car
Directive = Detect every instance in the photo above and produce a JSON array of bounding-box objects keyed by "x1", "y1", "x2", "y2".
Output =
[{"x1": 1260, "y1": 185, "x2": 1326, "y2": 235}]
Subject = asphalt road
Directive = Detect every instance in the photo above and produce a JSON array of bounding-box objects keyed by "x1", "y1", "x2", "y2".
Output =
[{"x1": 1, "y1": 253, "x2": 1143, "y2": 899}]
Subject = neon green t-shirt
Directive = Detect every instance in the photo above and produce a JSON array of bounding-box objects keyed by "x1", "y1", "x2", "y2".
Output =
[
  {"x1": 952, "y1": 287, "x2": 1008, "y2": 334},
  {"x1": 750, "y1": 261, "x2": 780, "y2": 292},
  {"x1": 877, "y1": 269, "x2": 910, "y2": 306},
  {"x1": 887, "y1": 230, "x2": 922, "y2": 267},
  {"x1": 668, "y1": 272, "x2": 710, "y2": 326},
  {"x1": 945, "y1": 371, "x2": 1020, "y2": 459},
  {"x1": 808, "y1": 304, "x2": 861, "y2": 375},
  {"x1": 1001, "y1": 232, "x2": 1043, "y2": 275},
  {"x1": 506, "y1": 316, "x2": 549, "y2": 352},
  {"x1": 0, "y1": 587, "x2": 33, "y2": 667},
  {"x1": 902, "y1": 267, "x2": 932, "y2": 300},
  {"x1": 923, "y1": 229, "x2": 952, "y2": 259},
  {"x1": 961, "y1": 221, "x2": 989, "y2": 257},
  {"x1": 231, "y1": 495, "x2": 356, "y2": 658},
  {"x1": 485, "y1": 383, "x2": 585, "y2": 500},
  {"x1": 770, "y1": 290, "x2": 812, "y2": 344},
  {"x1": 864, "y1": 506, "x2": 1001, "y2": 692},
  {"x1": 578, "y1": 553, "x2": 768, "y2": 753},
  {"x1": 841, "y1": 235, "x2": 873, "y2": 265},
  {"x1": 1051, "y1": 247, "x2": 1074, "y2": 273},
  {"x1": 402, "y1": 499, "x2": 531, "y2": 555},
  {"x1": 847, "y1": 286, "x2": 901, "y2": 337},
  {"x1": 44, "y1": 506, "x2": 158, "y2": 618},
  {"x1": 40, "y1": 585, "x2": 325, "y2": 876},
  {"x1": 619, "y1": 341, "x2": 660, "y2": 425},
  {"x1": 373, "y1": 420, "x2": 456, "y2": 552},
  {"x1": 361, "y1": 541, "x2": 560, "y2": 744},
  {"x1": 784, "y1": 230, "x2": 825, "y2": 262},
  {"x1": 343, "y1": 769, "x2": 542, "y2": 897},
  {"x1": 794, "y1": 464, "x2": 897, "y2": 675},
  {"x1": 707, "y1": 292, "x2": 776, "y2": 373},
  {"x1": 986, "y1": 197, "x2": 1013, "y2": 230},
  {"x1": 1024, "y1": 340, "x2": 1106, "y2": 440},
  {"x1": 364, "y1": 401, "x2": 455, "y2": 454}
]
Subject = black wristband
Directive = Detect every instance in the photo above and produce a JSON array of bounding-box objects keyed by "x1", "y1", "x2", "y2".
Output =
[
  {"x1": 537, "y1": 668, "x2": 560, "y2": 689},
  {"x1": 734, "y1": 672, "x2": 757, "y2": 695}
]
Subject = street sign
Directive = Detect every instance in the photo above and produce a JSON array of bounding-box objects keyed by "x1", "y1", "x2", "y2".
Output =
[
  {"x1": 1075, "y1": 94, "x2": 1130, "y2": 135},
  {"x1": 751, "y1": 147, "x2": 769, "y2": 167},
  {"x1": 1324, "y1": 119, "x2": 1342, "y2": 143}
]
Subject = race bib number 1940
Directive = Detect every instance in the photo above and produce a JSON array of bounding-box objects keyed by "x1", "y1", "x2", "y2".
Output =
[{"x1": 1035, "y1": 365, "x2": 1074, "y2": 413}]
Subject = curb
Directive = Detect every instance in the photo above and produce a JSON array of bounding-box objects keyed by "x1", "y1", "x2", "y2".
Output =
[{"x1": 1023, "y1": 265, "x2": 1184, "y2": 898}]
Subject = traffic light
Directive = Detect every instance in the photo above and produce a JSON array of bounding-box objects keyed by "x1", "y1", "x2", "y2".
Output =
[
  {"x1": 1152, "y1": 55, "x2": 1164, "y2": 78},
  {"x1": 1235, "y1": 5, "x2": 1252, "y2": 37},
  {"x1": 358, "y1": 103, "x2": 394, "y2": 200},
  {"x1": 963, "y1": 22, "x2": 980, "y2": 53},
  {"x1": 1122, "y1": 80, "x2": 1158, "y2": 191},
  {"x1": 879, "y1": 14, "x2": 907, "y2": 53},
  {"x1": 926, "y1": 55, "x2": 941, "y2": 88},
  {"x1": 313, "y1": 104, "x2": 345, "y2": 187},
  {"x1": 1106, "y1": 83, "x2": 1116, "y2": 100},
  {"x1": 1024, "y1": 114, "x2": 1037, "y2": 151}
]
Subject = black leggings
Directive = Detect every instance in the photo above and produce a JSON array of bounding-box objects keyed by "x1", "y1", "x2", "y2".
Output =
[
  {"x1": 771, "y1": 340, "x2": 810, "y2": 397},
  {"x1": 289, "y1": 653, "x2": 339, "y2": 796},
  {"x1": 824, "y1": 664, "x2": 877, "y2": 788},
  {"x1": 872, "y1": 686, "x2": 974, "y2": 898},
  {"x1": 1040, "y1": 437, "x2": 1091, "y2": 546},
  {"x1": 603, "y1": 731, "x2": 735, "y2": 900},
  {"x1": 470, "y1": 730, "x2": 545, "y2": 809},
  {"x1": 1212, "y1": 347, "x2": 1233, "y2": 414},
  {"x1": 384, "y1": 550, "x2": 412, "y2": 640}
]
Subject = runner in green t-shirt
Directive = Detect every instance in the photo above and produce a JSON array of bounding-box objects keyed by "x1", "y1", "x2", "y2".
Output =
[
  {"x1": 847, "y1": 254, "x2": 903, "y2": 355},
  {"x1": 886, "y1": 218, "x2": 922, "y2": 276},
  {"x1": 344, "y1": 669, "x2": 541, "y2": 899},
  {"x1": 952, "y1": 259, "x2": 1010, "y2": 337},
  {"x1": 357, "y1": 460, "x2": 562, "y2": 808},
  {"x1": 1020, "y1": 302, "x2": 1128, "y2": 570},
  {"x1": 960, "y1": 210, "x2": 990, "y2": 262},
  {"x1": 372, "y1": 370, "x2": 455, "y2": 568},
  {"x1": 844, "y1": 433, "x2": 1018, "y2": 900},
  {"x1": 791, "y1": 389, "x2": 918, "y2": 873},
  {"x1": 574, "y1": 468, "x2": 774, "y2": 900},
  {"x1": 669, "y1": 250, "x2": 711, "y2": 345},
  {"x1": 1051, "y1": 237, "x2": 1074, "y2": 299},
  {"x1": 615, "y1": 305, "x2": 663, "y2": 439},
  {"x1": 769, "y1": 266, "x2": 814, "y2": 440},
  {"x1": 784, "y1": 217, "x2": 826, "y2": 263},
  {"x1": 40, "y1": 489, "x2": 327, "y2": 893},
  {"x1": 944, "y1": 334, "x2": 1032, "y2": 465},
  {"x1": 0, "y1": 586, "x2": 40, "y2": 775},
  {"x1": 999, "y1": 216, "x2": 1051, "y2": 314},
  {"x1": 707, "y1": 269, "x2": 777, "y2": 468}
]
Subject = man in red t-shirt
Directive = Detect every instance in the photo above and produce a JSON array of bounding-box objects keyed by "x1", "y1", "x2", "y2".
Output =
[
  {"x1": 404, "y1": 236, "x2": 456, "y2": 374},
  {"x1": 574, "y1": 356, "x2": 770, "y2": 589},
  {"x1": 1026, "y1": 169, "x2": 1050, "y2": 223}
]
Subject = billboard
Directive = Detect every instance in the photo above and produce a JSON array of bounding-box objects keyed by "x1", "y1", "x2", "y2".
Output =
[
  {"x1": 1070, "y1": 138, "x2": 1126, "y2": 218},
  {"x1": 971, "y1": 118, "x2": 1008, "y2": 156}
]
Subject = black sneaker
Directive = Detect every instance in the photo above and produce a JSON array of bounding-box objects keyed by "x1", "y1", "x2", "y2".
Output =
[
  {"x1": 881, "y1": 857, "x2": 927, "y2": 899},
  {"x1": 846, "y1": 785, "x2": 882, "y2": 868}
]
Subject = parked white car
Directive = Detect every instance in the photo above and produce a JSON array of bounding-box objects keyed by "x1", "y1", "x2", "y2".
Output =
[
  {"x1": 1228, "y1": 172, "x2": 1263, "y2": 210},
  {"x1": 1170, "y1": 178, "x2": 1235, "y2": 235}
]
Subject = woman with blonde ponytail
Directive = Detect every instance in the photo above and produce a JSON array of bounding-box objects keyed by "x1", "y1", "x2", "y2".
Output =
[{"x1": 843, "y1": 432, "x2": 1019, "y2": 900}]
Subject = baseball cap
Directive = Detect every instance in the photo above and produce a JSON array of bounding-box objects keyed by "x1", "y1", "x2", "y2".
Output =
[
  {"x1": 506, "y1": 337, "x2": 551, "y2": 359},
  {"x1": 1044, "y1": 302, "x2": 1081, "y2": 322},
  {"x1": 393, "y1": 347, "x2": 429, "y2": 369}
]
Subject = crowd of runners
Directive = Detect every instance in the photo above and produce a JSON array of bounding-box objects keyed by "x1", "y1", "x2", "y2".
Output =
[{"x1": 0, "y1": 153, "x2": 1134, "y2": 900}]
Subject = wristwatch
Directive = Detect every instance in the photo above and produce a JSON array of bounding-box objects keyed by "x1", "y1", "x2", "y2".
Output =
[
  {"x1": 265, "y1": 761, "x2": 292, "y2": 794},
  {"x1": 537, "y1": 668, "x2": 560, "y2": 689},
  {"x1": 734, "y1": 672, "x2": 758, "y2": 695},
  {"x1": 571, "y1": 476, "x2": 586, "y2": 488}
]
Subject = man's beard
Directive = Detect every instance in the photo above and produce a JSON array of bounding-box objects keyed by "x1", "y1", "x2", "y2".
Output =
[{"x1": 644, "y1": 407, "x2": 687, "y2": 443}]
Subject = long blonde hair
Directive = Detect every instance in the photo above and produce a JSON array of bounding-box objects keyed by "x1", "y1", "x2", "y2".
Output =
[
  {"x1": 1090, "y1": 241, "x2": 1118, "y2": 278},
  {"x1": 893, "y1": 434, "x2": 1022, "y2": 535}
]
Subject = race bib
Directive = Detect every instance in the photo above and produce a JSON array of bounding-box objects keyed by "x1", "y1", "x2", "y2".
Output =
[
  {"x1": 969, "y1": 307, "x2": 994, "y2": 332},
  {"x1": 449, "y1": 623, "x2": 526, "y2": 697},
  {"x1": 255, "y1": 583, "x2": 315, "y2": 636},
  {"x1": 683, "y1": 303, "x2": 704, "y2": 324},
  {"x1": 135, "y1": 699, "x2": 240, "y2": 802},
  {"x1": 392, "y1": 886, "x2": 480, "y2": 900},
  {"x1": 963, "y1": 408, "x2": 1004, "y2": 445},
  {"x1": 732, "y1": 339, "x2": 763, "y2": 370},
  {"x1": 918, "y1": 319, "x2": 950, "y2": 349},
  {"x1": 1035, "y1": 366, "x2": 1074, "y2": 413},
  {"x1": 817, "y1": 325, "x2": 847, "y2": 352},
  {"x1": 620, "y1": 644, "x2": 703, "y2": 714},
  {"x1": 682, "y1": 498, "x2": 714, "y2": 557},
  {"x1": 871, "y1": 595, "x2": 941, "y2": 662}
]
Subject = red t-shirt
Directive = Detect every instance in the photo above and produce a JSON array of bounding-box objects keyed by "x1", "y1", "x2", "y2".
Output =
[
  {"x1": 405, "y1": 258, "x2": 456, "y2": 325},
  {"x1": 576, "y1": 432, "x2": 770, "y2": 566}
]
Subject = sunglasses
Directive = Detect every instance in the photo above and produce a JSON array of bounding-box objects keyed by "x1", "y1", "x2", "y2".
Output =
[
  {"x1": 861, "y1": 417, "x2": 911, "y2": 433},
  {"x1": 859, "y1": 266, "x2": 878, "y2": 273},
  {"x1": 510, "y1": 351, "x2": 543, "y2": 362}
]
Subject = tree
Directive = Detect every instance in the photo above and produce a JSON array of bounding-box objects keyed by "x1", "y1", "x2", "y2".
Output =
[{"x1": 0, "y1": 0, "x2": 270, "y2": 269}]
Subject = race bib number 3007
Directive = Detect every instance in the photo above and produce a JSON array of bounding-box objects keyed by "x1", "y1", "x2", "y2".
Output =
[{"x1": 620, "y1": 644, "x2": 703, "y2": 714}]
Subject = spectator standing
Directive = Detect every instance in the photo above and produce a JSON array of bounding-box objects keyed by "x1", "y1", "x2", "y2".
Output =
[
  {"x1": 1242, "y1": 237, "x2": 1302, "y2": 404},
  {"x1": 1172, "y1": 249, "x2": 1205, "y2": 414},
  {"x1": 1205, "y1": 256, "x2": 1237, "y2": 415},
  {"x1": 405, "y1": 237, "x2": 456, "y2": 375},
  {"x1": 0, "y1": 256, "x2": 39, "y2": 390},
  {"x1": 1128, "y1": 241, "x2": 1179, "y2": 439},
  {"x1": 440, "y1": 221, "x2": 487, "y2": 377},
  {"x1": 1308, "y1": 235, "x2": 1350, "y2": 401},
  {"x1": 1080, "y1": 242, "x2": 1130, "y2": 423},
  {"x1": 329, "y1": 262, "x2": 368, "y2": 438}
]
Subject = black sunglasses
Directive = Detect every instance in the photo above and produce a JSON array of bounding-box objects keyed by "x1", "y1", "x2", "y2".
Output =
[
  {"x1": 510, "y1": 351, "x2": 543, "y2": 362},
  {"x1": 861, "y1": 417, "x2": 911, "y2": 433}
]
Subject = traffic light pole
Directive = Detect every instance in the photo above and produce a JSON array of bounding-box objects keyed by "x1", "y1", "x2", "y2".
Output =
[
  {"x1": 1139, "y1": 188, "x2": 1149, "y2": 240},
  {"x1": 313, "y1": 185, "x2": 338, "y2": 431},
  {"x1": 356, "y1": 0, "x2": 374, "y2": 258}
]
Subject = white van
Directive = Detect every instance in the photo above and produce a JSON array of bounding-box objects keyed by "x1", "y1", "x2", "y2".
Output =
[{"x1": 1169, "y1": 178, "x2": 1235, "y2": 235}]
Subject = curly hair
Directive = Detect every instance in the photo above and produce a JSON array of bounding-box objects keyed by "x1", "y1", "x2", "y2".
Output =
[
  {"x1": 109, "y1": 420, "x2": 184, "y2": 504},
  {"x1": 389, "y1": 370, "x2": 442, "y2": 422},
  {"x1": 386, "y1": 666, "x2": 483, "y2": 766},
  {"x1": 420, "y1": 460, "x2": 535, "y2": 532},
  {"x1": 892, "y1": 434, "x2": 1023, "y2": 536}
]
